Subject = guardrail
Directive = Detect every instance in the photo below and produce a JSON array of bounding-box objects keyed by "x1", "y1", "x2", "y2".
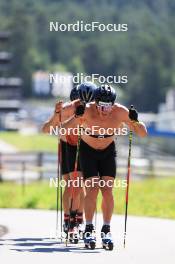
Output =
[{"x1": 0, "y1": 152, "x2": 175, "y2": 184}]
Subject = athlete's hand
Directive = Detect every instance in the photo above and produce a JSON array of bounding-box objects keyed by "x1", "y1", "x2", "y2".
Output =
[
  {"x1": 75, "y1": 103, "x2": 86, "y2": 117},
  {"x1": 129, "y1": 105, "x2": 139, "y2": 122},
  {"x1": 54, "y1": 101, "x2": 63, "y2": 114},
  {"x1": 73, "y1": 99, "x2": 85, "y2": 117}
]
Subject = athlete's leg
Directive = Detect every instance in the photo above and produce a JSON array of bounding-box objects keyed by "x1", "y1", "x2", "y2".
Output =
[
  {"x1": 100, "y1": 176, "x2": 114, "y2": 223},
  {"x1": 69, "y1": 171, "x2": 83, "y2": 211},
  {"x1": 77, "y1": 172, "x2": 85, "y2": 225},
  {"x1": 78, "y1": 186, "x2": 85, "y2": 213},
  {"x1": 84, "y1": 176, "x2": 99, "y2": 222},
  {"x1": 63, "y1": 174, "x2": 71, "y2": 214},
  {"x1": 60, "y1": 140, "x2": 70, "y2": 215},
  {"x1": 79, "y1": 140, "x2": 99, "y2": 233},
  {"x1": 98, "y1": 141, "x2": 116, "y2": 224}
]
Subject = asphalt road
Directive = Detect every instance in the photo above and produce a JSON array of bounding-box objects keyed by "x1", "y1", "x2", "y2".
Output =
[{"x1": 0, "y1": 209, "x2": 175, "y2": 264}]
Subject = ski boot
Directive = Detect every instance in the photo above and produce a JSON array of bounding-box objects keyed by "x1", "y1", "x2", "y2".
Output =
[
  {"x1": 101, "y1": 225, "x2": 114, "y2": 251},
  {"x1": 63, "y1": 214, "x2": 69, "y2": 235},
  {"x1": 68, "y1": 211, "x2": 79, "y2": 244},
  {"x1": 84, "y1": 224, "x2": 96, "y2": 250}
]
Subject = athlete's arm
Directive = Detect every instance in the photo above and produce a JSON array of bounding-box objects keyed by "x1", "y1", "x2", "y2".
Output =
[
  {"x1": 61, "y1": 115, "x2": 80, "y2": 129},
  {"x1": 42, "y1": 101, "x2": 62, "y2": 134},
  {"x1": 116, "y1": 104, "x2": 147, "y2": 137},
  {"x1": 61, "y1": 103, "x2": 87, "y2": 129},
  {"x1": 42, "y1": 99, "x2": 80, "y2": 133}
]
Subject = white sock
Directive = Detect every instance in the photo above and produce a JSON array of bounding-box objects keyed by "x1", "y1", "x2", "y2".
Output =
[
  {"x1": 103, "y1": 222, "x2": 110, "y2": 226},
  {"x1": 86, "y1": 221, "x2": 93, "y2": 225}
]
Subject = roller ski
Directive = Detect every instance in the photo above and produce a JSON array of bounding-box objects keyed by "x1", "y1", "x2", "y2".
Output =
[
  {"x1": 101, "y1": 225, "x2": 114, "y2": 251},
  {"x1": 84, "y1": 224, "x2": 96, "y2": 250},
  {"x1": 68, "y1": 227, "x2": 79, "y2": 244},
  {"x1": 66, "y1": 211, "x2": 79, "y2": 244},
  {"x1": 63, "y1": 213, "x2": 69, "y2": 234}
]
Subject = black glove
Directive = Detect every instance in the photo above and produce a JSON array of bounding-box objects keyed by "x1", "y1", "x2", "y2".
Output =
[
  {"x1": 75, "y1": 103, "x2": 86, "y2": 117},
  {"x1": 129, "y1": 105, "x2": 139, "y2": 122}
]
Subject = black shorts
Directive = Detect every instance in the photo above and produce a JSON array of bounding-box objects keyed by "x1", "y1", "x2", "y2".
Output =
[
  {"x1": 79, "y1": 140, "x2": 117, "y2": 179},
  {"x1": 60, "y1": 140, "x2": 69, "y2": 175},
  {"x1": 60, "y1": 140, "x2": 81, "y2": 175}
]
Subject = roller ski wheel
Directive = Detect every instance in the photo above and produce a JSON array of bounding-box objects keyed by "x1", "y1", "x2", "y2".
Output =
[
  {"x1": 101, "y1": 225, "x2": 114, "y2": 250},
  {"x1": 84, "y1": 237, "x2": 96, "y2": 250},
  {"x1": 84, "y1": 224, "x2": 96, "y2": 249},
  {"x1": 73, "y1": 238, "x2": 79, "y2": 244},
  {"x1": 89, "y1": 240, "x2": 96, "y2": 250},
  {"x1": 68, "y1": 227, "x2": 79, "y2": 244},
  {"x1": 102, "y1": 239, "x2": 114, "y2": 251}
]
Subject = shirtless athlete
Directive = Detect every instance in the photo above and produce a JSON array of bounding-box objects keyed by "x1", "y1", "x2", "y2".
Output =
[{"x1": 60, "y1": 84, "x2": 147, "y2": 249}]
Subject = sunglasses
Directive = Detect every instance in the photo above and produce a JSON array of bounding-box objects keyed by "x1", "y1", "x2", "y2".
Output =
[{"x1": 97, "y1": 101, "x2": 113, "y2": 111}]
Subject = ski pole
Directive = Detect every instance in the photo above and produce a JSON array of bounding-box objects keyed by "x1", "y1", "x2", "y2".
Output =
[
  {"x1": 59, "y1": 138, "x2": 63, "y2": 241},
  {"x1": 123, "y1": 129, "x2": 133, "y2": 248},
  {"x1": 56, "y1": 136, "x2": 60, "y2": 235},
  {"x1": 56, "y1": 111, "x2": 62, "y2": 240}
]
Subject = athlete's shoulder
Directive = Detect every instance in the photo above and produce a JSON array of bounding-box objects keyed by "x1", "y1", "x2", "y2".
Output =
[
  {"x1": 62, "y1": 101, "x2": 72, "y2": 108},
  {"x1": 62, "y1": 100, "x2": 80, "y2": 110},
  {"x1": 113, "y1": 103, "x2": 128, "y2": 113}
]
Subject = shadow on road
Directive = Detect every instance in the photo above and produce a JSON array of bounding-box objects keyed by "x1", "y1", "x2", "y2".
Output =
[{"x1": 0, "y1": 237, "x2": 101, "y2": 254}]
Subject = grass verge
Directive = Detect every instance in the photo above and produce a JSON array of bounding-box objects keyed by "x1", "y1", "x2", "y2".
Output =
[
  {"x1": 0, "y1": 177, "x2": 175, "y2": 219},
  {"x1": 0, "y1": 132, "x2": 57, "y2": 152}
]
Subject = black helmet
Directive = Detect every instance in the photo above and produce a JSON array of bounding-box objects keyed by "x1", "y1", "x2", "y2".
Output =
[
  {"x1": 70, "y1": 86, "x2": 79, "y2": 101},
  {"x1": 95, "y1": 84, "x2": 116, "y2": 105},
  {"x1": 77, "y1": 82, "x2": 96, "y2": 103}
]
